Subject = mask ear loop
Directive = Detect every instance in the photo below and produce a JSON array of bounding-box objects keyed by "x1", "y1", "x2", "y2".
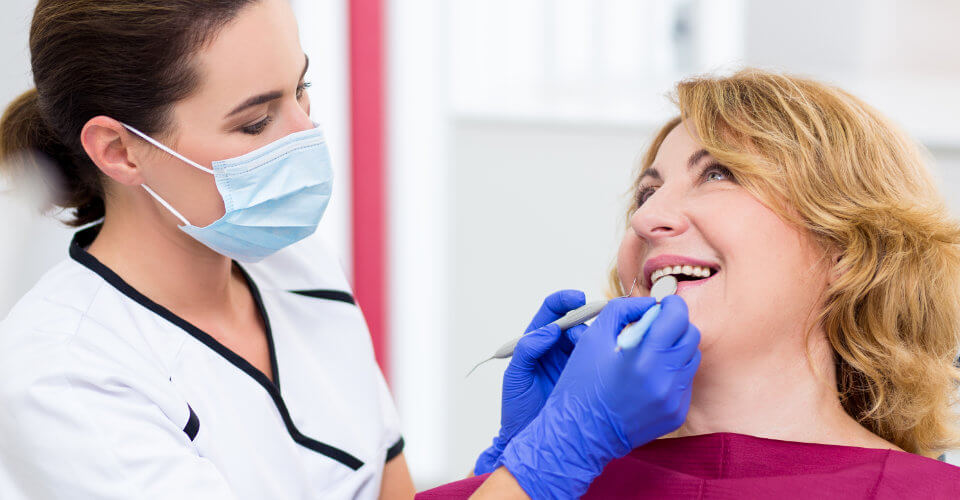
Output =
[
  {"x1": 121, "y1": 123, "x2": 215, "y2": 175},
  {"x1": 140, "y1": 184, "x2": 191, "y2": 226},
  {"x1": 120, "y1": 122, "x2": 212, "y2": 226}
]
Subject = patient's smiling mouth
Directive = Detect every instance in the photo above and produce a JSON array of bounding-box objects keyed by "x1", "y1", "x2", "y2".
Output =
[
  {"x1": 651, "y1": 264, "x2": 712, "y2": 282},
  {"x1": 643, "y1": 254, "x2": 720, "y2": 290}
]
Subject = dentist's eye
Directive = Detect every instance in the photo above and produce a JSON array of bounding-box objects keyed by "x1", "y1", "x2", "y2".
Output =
[
  {"x1": 296, "y1": 81, "x2": 312, "y2": 100},
  {"x1": 636, "y1": 186, "x2": 657, "y2": 206},
  {"x1": 702, "y1": 163, "x2": 735, "y2": 183},
  {"x1": 242, "y1": 116, "x2": 273, "y2": 135}
]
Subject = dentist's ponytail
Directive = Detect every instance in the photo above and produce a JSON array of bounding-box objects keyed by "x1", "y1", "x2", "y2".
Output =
[{"x1": 0, "y1": 88, "x2": 104, "y2": 225}]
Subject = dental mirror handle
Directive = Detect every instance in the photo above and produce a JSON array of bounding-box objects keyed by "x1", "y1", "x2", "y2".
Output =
[
  {"x1": 615, "y1": 275, "x2": 678, "y2": 352},
  {"x1": 466, "y1": 300, "x2": 610, "y2": 377},
  {"x1": 615, "y1": 304, "x2": 661, "y2": 351}
]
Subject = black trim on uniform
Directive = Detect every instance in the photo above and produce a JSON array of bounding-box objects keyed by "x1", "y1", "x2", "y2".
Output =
[
  {"x1": 244, "y1": 265, "x2": 282, "y2": 389},
  {"x1": 69, "y1": 225, "x2": 365, "y2": 471},
  {"x1": 385, "y1": 437, "x2": 405, "y2": 463},
  {"x1": 184, "y1": 404, "x2": 200, "y2": 441},
  {"x1": 289, "y1": 289, "x2": 356, "y2": 305}
]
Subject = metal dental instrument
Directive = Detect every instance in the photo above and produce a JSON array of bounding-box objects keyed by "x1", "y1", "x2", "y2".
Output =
[
  {"x1": 466, "y1": 277, "x2": 641, "y2": 377},
  {"x1": 615, "y1": 275, "x2": 678, "y2": 352},
  {"x1": 464, "y1": 300, "x2": 608, "y2": 376}
]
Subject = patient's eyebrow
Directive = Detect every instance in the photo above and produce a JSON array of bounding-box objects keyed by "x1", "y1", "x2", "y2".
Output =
[
  {"x1": 642, "y1": 149, "x2": 711, "y2": 183},
  {"x1": 639, "y1": 167, "x2": 662, "y2": 183},
  {"x1": 687, "y1": 149, "x2": 710, "y2": 168}
]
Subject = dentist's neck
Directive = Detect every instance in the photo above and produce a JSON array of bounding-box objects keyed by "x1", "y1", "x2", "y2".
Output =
[{"x1": 86, "y1": 189, "x2": 243, "y2": 316}]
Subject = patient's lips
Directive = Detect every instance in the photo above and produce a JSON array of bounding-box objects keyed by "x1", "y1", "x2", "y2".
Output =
[{"x1": 642, "y1": 254, "x2": 720, "y2": 290}]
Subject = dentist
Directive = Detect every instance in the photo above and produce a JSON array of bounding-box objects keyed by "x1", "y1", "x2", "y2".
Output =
[{"x1": 0, "y1": 1, "x2": 700, "y2": 499}]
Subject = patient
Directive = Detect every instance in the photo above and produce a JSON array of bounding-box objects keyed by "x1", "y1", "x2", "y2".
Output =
[{"x1": 420, "y1": 69, "x2": 960, "y2": 497}]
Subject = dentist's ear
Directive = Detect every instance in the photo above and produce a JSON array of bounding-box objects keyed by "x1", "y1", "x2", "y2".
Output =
[{"x1": 80, "y1": 116, "x2": 145, "y2": 186}]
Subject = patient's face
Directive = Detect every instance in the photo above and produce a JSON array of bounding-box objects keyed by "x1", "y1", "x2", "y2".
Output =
[{"x1": 616, "y1": 123, "x2": 831, "y2": 358}]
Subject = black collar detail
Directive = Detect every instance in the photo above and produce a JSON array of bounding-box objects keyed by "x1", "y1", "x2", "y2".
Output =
[
  {"x1": 69, "y1": 225, "x2": 365, "y2": 471},
  {"x1": 289, "y1": 289, "x2": 356, "y2": 305},
  {"x1": 184, "y1": 404, "x2": 200, "y2": 441}
]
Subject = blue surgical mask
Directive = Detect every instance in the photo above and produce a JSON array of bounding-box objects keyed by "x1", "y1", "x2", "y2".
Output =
[{"x1": 122, "y1": 123, "x2": 333, "y2": 262}]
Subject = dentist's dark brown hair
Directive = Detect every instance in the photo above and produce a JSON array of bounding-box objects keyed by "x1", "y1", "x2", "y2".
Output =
[{"x1": 0, "y1": 0, "x2": 258, "y2": 226}]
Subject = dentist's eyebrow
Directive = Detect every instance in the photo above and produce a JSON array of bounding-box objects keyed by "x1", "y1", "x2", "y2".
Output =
[{"x1": 224, "y1": 54, "x2": 310, "y2": 118}]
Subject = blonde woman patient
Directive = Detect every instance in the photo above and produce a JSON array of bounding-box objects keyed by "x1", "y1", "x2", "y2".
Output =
[{"x1": 420, "y1": 70, "x2": 960, "y2": 498}]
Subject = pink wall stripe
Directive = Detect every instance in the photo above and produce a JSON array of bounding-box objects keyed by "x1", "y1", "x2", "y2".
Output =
[{"x1": 349, "y1": 0, "x2": 390, "y2": 379}]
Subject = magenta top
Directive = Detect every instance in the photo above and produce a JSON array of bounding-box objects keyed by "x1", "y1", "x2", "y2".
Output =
[{"x1": 417, "y1": 432, "x2": 960, "y2": 499}]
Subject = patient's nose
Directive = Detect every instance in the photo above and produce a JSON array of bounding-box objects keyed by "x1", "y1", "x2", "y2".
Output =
[{"x1": 631, "y1": 187, "x2": 690, "y2": 242}]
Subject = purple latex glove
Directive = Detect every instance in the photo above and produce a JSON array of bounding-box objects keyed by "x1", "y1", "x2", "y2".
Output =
[
  {"x1": 499, "y1": 296, "x2": 701, "y2": 499},
  {"x1": 474, "y1": 290, "x2": 589, "y2": 475}
]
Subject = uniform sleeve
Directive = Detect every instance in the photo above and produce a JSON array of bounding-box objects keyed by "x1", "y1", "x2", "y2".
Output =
[
  {"x1": 374, "y1": 363, "x2": 405, "y2": 464},
  {"x1": 0, "y1": 339, "x2": 238, "y2": 500}
]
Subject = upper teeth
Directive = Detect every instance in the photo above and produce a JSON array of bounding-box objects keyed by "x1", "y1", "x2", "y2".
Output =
[{"x1": 651, "y1": 265, "x2": 713, "y2": 282}]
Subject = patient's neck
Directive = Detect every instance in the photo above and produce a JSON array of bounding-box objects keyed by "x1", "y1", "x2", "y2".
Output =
[{"x1": 672, "y1": 329, "x2": 893, "y2": 450}]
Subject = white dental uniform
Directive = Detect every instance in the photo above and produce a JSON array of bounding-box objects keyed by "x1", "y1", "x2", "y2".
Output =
[{"x1": 0, "y1": 225, "x2": 403, "y2": 500}]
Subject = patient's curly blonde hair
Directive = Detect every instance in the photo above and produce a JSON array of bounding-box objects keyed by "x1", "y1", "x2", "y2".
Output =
[{"x1": 608, "y1": 69, "x2": 960, "y2": 456}]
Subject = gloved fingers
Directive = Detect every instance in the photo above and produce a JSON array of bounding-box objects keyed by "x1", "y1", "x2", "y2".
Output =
[
  {"x1": 675, "y1": 349, "x2": 702, "y2": 390},
  {"x1": 538, "y1": 324, "x2": 587, "y2": 381},
  {"x1": 673, "y1": 382, "x2": 694, "y2": 428},
  {"x1": 642, "y1": 295, "x2": 690, "y2": 350},
  {"x1": 538, "y1": 348, "x2": 568, "y2": 382},
  {"x1": 510, "y1": 324, "x2": 563, "y2": 372},
  {"x1": 563, "y1": 324, "x2": 589, "y2": 350},
  {"x1": 655, "y1": 323, "x2": 701, "y2": 368},
  {"x1": 525, "y1": 290, "x2": 587, "y2": 333},
  {"x1": 593, "y1": 297, "x2": 658, "y2": 341}
]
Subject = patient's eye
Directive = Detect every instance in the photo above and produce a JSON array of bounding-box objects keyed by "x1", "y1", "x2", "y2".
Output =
[
  {"x1": 702, "y1": 163, "x2": 734, "y2": 183},
  {"x1": 636, "y1": 186, "x2": 657, "y2": 206}
]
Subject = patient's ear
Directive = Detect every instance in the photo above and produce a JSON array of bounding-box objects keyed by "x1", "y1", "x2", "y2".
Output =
[{"x1": 828, "y1": 250, "x2": 845, "y2": 285}]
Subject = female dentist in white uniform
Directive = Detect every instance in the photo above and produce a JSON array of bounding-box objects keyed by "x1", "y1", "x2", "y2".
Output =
[{"x1": 0, "y1": 1, "x2": 701, "y2": 499}]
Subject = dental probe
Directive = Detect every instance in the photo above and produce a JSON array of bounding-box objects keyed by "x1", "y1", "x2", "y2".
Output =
[
  {"x1": 466, "y1": 277, "x2": 643, "y2": 377},
  {"x1": 615, "y1": 275, "x2": 678, "y2": 352},
  {"x1": 465, "y1": 300, "x2": 610, "y2": 377}
]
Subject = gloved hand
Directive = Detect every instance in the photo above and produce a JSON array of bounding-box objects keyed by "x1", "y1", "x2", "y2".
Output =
[
  {"x1": 498, "y1": 295, "x2": 701, "y2": 499},
  {"x1": 474, "y1": 290, "x2": 590, "y2": 475}
]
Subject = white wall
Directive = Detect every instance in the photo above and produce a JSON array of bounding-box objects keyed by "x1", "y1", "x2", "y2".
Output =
[{"x1": 387, "y1": 0, "x2": 453, "y2": 485}]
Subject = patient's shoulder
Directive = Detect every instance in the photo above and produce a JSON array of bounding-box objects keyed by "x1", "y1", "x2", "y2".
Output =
[
  {"x1": 413, "y1": 438, "x2": 960, "y2": 499},
  {"x1": 875, "y1": 450, "x2": 960, "y2": 497}
]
